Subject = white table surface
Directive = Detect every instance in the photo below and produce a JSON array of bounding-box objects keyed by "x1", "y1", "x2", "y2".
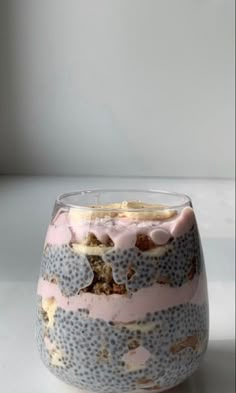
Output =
[{"x1": 0, "y1": 176, "x2": 235, "y2": 393}]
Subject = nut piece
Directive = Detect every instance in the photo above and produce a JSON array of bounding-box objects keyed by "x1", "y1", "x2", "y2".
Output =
[
  {"x1": 41, "y1": 297, "x2": 57, "y2": 328},
  {"x1": 112, "y1": 283, "x2": 127, "y2": 295},
  {"x1": 82, "y1": 233, "x2": 102, "y2": 246},
  {"x1": 137, "y1": 378, "x2": 154, "y2": 385},
  {"x1": 44, "y1": 337, "x2": 64, "y2": 367},
  {"x1": 135, "y1": 234, "x2": 156, "y2": 251},
  {"x1": 97, "y1": 347, "x2": 110, "y2": 363},
  {"x1": 170, "y1": 335, "x2": 199, "y2": 354},
  {"x1": 128, "y1": 340, "x2": 140, "y2": 350},
  {"x1": 140, "y1": 385, "x2": 162, "y2": 391}
]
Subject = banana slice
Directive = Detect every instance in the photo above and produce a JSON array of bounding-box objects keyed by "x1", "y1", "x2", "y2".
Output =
[
  {"x1": 51, "y1": 348, "x2": 64, "y2": 367},
  {"x1": 120, "y1": 201, "x2": 162, "y2": 209},
  {"x1": 68, "y1": 207, "x2": 118, "y2": 221},
  {"x1": 119, "y1": 210, "x2": 176, "y2": 221},
  {"x1": 72, "y1": 242, "x2": 171, "y2": 257},
  {"x1": 142, "y1": 243, "x2": 172, "y2": 257},
  {"x1": 69, "y1": 201, "x2": 177, "y2": 221},
  {"x1": 72, "y1": 243, "x2": 113, "y2": 256}
]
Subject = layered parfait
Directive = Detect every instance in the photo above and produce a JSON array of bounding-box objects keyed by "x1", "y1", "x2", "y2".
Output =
[{"x1": 36, "y1": 193, "x2": 209, "y2": 393}]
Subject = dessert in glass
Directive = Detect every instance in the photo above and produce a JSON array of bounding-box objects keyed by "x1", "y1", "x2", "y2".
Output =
[{"x1": 36, "y1": 190, "x2": 209, "y2": 393}]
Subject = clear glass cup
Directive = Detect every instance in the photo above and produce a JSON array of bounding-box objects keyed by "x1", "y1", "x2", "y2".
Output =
[{"x1": 36, "y1": 190, "x2": 209, "y2": 393}]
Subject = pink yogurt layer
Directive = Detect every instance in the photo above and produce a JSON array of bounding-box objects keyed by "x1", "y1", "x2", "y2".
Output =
[
  {"x1": 45, "y1": 206, "x2": 195, "y2": 248},
  {"x1": 45, "y1": 211, "x2": 72, "y2": 246},
  {"x1": 45, "y1": 225, "x2": 72, "y2": 246},
  {"x1": 37, "y1": 272, "x2": 207, "y2": 324}
]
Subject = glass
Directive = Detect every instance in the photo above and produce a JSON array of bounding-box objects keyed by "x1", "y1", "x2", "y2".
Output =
[{"x1": 36, "y1": 189, "x2": 209, "y2": 393}]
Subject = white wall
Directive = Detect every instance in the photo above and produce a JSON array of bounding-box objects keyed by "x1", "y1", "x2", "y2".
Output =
[{"x1": 0, "y1": 0, "x2": 235, "y2": 177}]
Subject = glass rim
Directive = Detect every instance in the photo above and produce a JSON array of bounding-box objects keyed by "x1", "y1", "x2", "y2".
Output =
[{"x1": 56, "y1": 189, "x2": 192, "y2": 211}]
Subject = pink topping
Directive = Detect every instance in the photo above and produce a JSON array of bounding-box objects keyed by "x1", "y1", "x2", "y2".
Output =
[
  {"x1": 37, "y1": 272, "x2": 207, "y2": 323},
  {"x1": 168, "y1": 206, "x2": 195, "y2": 237},
  {"x1": 111, "y1": 230, "x2": 137, "y2": 248},
  {"x1": 149, "y1": 228, "x2": 171, "y2": 245}
]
